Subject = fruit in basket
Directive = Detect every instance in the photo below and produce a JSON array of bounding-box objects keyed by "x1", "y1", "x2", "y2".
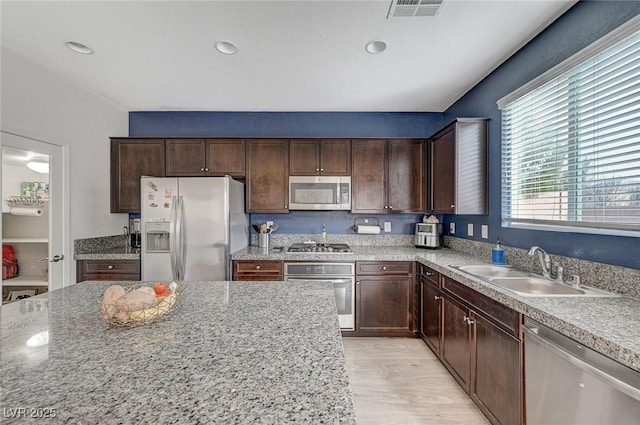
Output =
[
  {"x1": 115, "y1": 288, "x2": 156, "y2": 311},
  {"x1": 154, "y1": 281, "x2": 168, "y2": 295},
  {"x1": 129, "y1": 292, "x2": 176, "y2": 322}
]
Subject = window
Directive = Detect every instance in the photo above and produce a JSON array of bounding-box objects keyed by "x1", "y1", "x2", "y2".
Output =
[{"x1": 498, "y1": 17, "x2": 640, "y2": 236}]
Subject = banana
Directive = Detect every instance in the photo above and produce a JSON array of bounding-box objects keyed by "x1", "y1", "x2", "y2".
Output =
[{"x1": 129, "y1": 293, "x2": 177, "y2": 322}]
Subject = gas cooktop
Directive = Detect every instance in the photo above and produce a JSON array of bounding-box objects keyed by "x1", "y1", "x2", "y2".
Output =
[{"x1": 287, "y1": 243, "x2": 353, "y2": 254}]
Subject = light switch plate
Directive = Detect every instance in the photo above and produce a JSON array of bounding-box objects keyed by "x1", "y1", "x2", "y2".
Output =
[
  {"x1": 467, "y1": 223, "x2": 474, "y2": 236},
  {"x1": 449, "y1": 222, "x2": 455, "y2": 234},
  {"x1": 384, "y1": 222, "x2": 391, "y2": 232},
  {"x1": 266, "y1": 221, "x2": 274, "y2": 227},
  {"x1": 481, "y1": 225, "x2": 488, "y2": 239}
]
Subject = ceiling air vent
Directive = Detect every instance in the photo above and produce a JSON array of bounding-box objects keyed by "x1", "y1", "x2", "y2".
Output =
[{"x1": 387, "y1": 0, "x2": 446, "y2": 18}]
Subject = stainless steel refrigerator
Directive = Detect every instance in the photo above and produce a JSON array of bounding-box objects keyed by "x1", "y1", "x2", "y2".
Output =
[{"x1": 141, "y1": 176, "x2": 248, "y2": 282}]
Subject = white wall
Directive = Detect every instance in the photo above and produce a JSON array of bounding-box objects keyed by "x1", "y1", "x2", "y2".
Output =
[{"x1": 1, "y1": 46, "x2": 129, "y2": 242}]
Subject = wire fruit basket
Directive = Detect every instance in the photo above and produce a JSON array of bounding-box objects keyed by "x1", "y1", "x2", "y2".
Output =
[{"x1": 97, "y1": 282, "x2": 183, "y2": 327}]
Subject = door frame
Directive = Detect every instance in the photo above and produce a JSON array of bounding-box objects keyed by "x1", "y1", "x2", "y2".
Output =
[{"x1": 1, "y1": 131, "x2": 70, "y2": 291}]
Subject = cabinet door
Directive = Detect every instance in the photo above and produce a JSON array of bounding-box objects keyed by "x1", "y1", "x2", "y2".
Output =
[
  {"x1": 289, "y1": 140, "x2": 319, "y2": 175},
  {"x1": 388, "y1": 139, "x2": 424, "y2": 213},
  {"x1": 319, "y1": 139, "x2": 351, "y2": 175},
  {"x1": 351, "y1": 139, "x2": 387, "y2": 213},
  {"x1": 421, "y1": 280, "x2": 441, "y2": 356},
  {"x1": 166, "y1": 139, "x2": 206, "y2": 176},
  {"x1": 110, "y1": 138, "x2": 165, "y2": 213},
  {"x1": 441, "y1": 294, "x2": 472, "y2": 392},
  {"x1": 472, "y1": 314, "x2": 522, "y2": 425},
  {"x1": 430, "y1": 128, "x2": 456, "y2": 214},
  {"x1": 246, "y1": 139, "x2": 289, "y2": 213},
  {"x1": 206, "y1": 139, "x2": 245, "y2": 177},
  {"x1": 357, "y1": 276, "x2": 412, "y2": 333}
]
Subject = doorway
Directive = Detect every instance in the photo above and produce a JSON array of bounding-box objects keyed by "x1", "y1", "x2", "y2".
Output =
[{"x1": 1, "y1": 131, "x2": 66, "y2": 301}]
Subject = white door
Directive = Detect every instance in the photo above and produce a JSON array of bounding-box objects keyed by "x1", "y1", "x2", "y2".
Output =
[{"x1": 1, "y1": 131, "x2": 66, "y2": 292}]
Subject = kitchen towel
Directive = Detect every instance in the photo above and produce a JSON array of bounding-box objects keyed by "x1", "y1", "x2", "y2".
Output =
[
  {"x1": 356, "y1": 225, "x2": 381, "y2": 234},
  {"x1": 10, "y1": 207, "x2": 43, "y2": 217}
]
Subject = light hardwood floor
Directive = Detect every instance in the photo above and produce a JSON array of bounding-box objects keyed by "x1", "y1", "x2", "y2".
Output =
[{"x1": 342, "y1": 337, "x2": 490, "y2": 425}]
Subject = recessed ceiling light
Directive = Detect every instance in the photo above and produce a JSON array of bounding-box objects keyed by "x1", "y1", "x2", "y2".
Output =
[
  {"x1": 65, "y1": 41, "x2": 93, "y2": 55},
  {"x1": 365, "y1": 40, "x2": 387, "y2": 54},
  {"x1": 215, "y1": 41, "x2": 238, "y2": 55}
]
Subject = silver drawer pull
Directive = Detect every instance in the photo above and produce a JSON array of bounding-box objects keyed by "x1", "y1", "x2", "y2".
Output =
[
  {"x1": 255, "y1": 265, "x2": 261, "y2": 270},
  {"x1": 108, "y1": 265, "x2": 115, "y2": 270},
  {"x1": 382, "y1": 266, "x2": 387, "y2": 271},
  {"x1": 434, "y1": 295, "x2": 441, "y2": 301}
]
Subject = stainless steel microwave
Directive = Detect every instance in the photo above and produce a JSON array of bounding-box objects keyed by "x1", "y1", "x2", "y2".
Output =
[{"x1": 288, "y1": 176, "x2": 351, "y2": 210}]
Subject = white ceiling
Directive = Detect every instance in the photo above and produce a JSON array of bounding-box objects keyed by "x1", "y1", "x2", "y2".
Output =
[{"x1": 1, "y1": 0, "x2": 576, "y2": 112}]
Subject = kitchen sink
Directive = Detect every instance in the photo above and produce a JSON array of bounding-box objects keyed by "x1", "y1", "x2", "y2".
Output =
[
  {"x1": 455, "y1": 265, "x2": 530, "y2": 278},
  {"x1": 450, "y1": 264, "x2": 619, "y2": 297}
]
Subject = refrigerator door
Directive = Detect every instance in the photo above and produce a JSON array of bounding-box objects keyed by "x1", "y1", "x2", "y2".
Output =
[
  {"x1": 228, "y1": 178, "x2": 250, "y2": 267},
  {"x1": 178, "y1": 177, "x2": 228, "y2": 281},
  {"x1": 141, "y1": 177, "x2": 178, "y2": 282}
]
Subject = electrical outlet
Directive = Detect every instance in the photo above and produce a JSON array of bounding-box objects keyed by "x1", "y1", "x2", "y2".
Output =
[
  {"x1": 384, "y1": 222, "x2": 391, "y2": 232},
  {"x1": 468, "y1": 223, "x2": 474, "y2": 236},
  {"x1": 449, "y1": 222, "x2": 455, "y2": 234},
  {"x1": 481, "y1": 225, "x2": 488, "y2": 239}
]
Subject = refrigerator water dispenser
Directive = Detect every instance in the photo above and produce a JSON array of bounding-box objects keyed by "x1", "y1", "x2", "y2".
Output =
[{"x1": 145, "y1": 221, "x2": 170, "y2": 252}]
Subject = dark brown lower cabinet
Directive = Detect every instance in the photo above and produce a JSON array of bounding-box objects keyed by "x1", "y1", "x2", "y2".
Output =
[
  {"x1": 441, "y1": 294, "x2": 472, "y2": 391},
  {"x1": 425, "y1": 275, "x2": 522, "y2": 425},
  {"x1": 420, "y1": 278, "x2": 441, "y2": 355},
  {"x1": 356, "y1": 276, "x2": 412, "y2": 334},
  {"x1": 473, "y1": 314, "x2": 522, "y2": 425},
  {"x1": 354, "y1": 261, "x2": 415, "y2": 337}
]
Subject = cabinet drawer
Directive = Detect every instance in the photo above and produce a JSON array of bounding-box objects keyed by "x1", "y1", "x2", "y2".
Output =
[
  {"x1": 234, "y1": 260, "x2": 283, "y2": 275},
  {"x1": 442, "y1": 276, "x2": 520, "y2": 337},
  {"x1": 357, "y1": 261, "x2": 412, "y2": 275},
  {"x1": 81, "y1": 260, "x2": 140, "y2": 274},
  {"x1": 419, "y1": 264, "x2": 440, "y2": 286},
  {"x1": 77, "y1": 260, "x2": 141, "y2": 282}
]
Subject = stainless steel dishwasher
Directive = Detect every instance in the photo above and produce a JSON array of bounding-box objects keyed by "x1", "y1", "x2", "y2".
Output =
[{"x1": 523, "y1": 317, "x2": 640, "y2": 425}]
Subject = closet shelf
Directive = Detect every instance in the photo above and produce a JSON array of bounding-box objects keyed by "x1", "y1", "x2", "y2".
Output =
[
  {"x1": 2, "y1": 275, "x2": 48, "y2": 287},
  {"x1": 2, "y1": 237, "x2": 48, "y2": 243}
]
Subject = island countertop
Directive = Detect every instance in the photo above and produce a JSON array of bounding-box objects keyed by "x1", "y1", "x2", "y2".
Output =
[{"x1": 0, "y1": 281, "x2": 355, "y2": 424}]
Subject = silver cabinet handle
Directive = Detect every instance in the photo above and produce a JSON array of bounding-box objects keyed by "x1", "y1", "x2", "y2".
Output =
[
  {"x1": 320, "y1": 168, "x2": 324, "y2": 172},
  {"x1": 434, "y1": 295, "x2": 441, "y2": 301},
  {"x1": 255, "y1": 265, "x2": 261, "y2": 270},
  {"x1": 205, "y1": 168, "x2": 209, "y2": 172},
  {"x1": 463, "y1": 315, "x2": 475, "y2": 325},
  {"x1": 316, "y1": 168, "x2": 320, "y2": 172},
  {"x1": 450, "y1": 204, "x2": 456, "y2": 208},
  {"x1": 108, "y1": 265, "x2": 114, "y2": 270},
  {"x1": 200, "y1": 167, "x2": 205, "y2": 172},
  {"x1": 356, "y1": 281, "x2": 360, "y2": 285},
  {"x1": 425, "y1": 271, "x2": 434, "y2": 276},
  {"x1": 382, "y1": 266, "x2": 387, "y2": 271},
  {"x1": 384, "y1": 205, "x2": 388, "y2": 209}
]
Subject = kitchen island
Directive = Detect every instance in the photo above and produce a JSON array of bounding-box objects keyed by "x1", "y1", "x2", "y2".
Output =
[{"x1": 0, "y1": 281, "x2": 355, "y2": 424}]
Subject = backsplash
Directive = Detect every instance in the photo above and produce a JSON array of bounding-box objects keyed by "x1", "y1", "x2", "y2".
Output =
[
  {"x1": 445, "y1": 237, "x2": 640, "y2": 300},
  {"x1": 252, "y1": 233, "x2": 414, "y2": 247},
  {"x1": 74, "y1": 235, "x2": 128, "y2": 254}
]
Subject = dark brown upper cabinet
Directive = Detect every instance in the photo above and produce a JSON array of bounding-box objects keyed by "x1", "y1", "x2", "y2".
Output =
[
  {"x1": 289, "y1": 139, "x2": 351, "y2": 176},
  {"x1": 351, "y1": 139, "x2": 425, "y2": 214},
  {"x1": 246, "y1": 139, "x2": 289, "y2": 213},
  {"x1": 110, "y1": 138, "x2": 165, "y2": 213},
  {"x1": 429, "y1": 119, "x2": 488, "y2": 215},
  {"x1": 166, "y1": 139, "x2": 245, "y2": 177}
]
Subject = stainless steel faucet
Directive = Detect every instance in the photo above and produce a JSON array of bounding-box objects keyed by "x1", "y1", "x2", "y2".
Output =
[{"x1": 528, "y1": 246, "x2": 551, "y2": 279}]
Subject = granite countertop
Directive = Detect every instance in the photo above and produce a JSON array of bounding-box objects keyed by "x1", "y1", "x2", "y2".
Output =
[
  {"x1": 0, "y1": 281, "x2": 355, "y2": 424},
  {"x1": 233, "y1": 245, "x2": 640, "y2": 373},
  {"x1": 74, "y1": 246, "x2": 141, "y2": 260}
]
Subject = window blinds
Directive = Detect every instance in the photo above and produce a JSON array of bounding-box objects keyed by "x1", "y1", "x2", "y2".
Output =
[{"x1": 500, "y1": 19, "x2": 640, "y2": 234}]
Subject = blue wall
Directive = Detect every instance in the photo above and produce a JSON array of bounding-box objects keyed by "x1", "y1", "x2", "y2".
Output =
[
  {"x1": 129, "y1": 111, "x2": 444, "y2": 138},
  {"x1": 442, "y1": 0, "x2": 640, "y2": 269},
  {"x1": 129, "y1": 111, "x2": 443, "y2": 235}
]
